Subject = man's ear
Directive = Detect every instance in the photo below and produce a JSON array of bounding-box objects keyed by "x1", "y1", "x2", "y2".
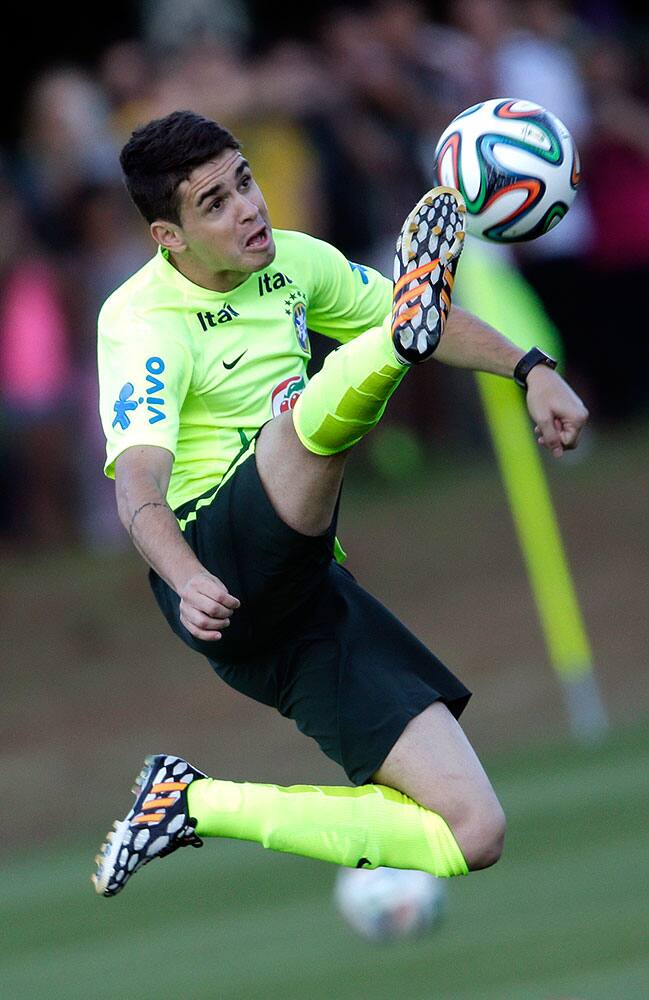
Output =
[{"x1": 150, "y1": 220, "x2": 187, "y2": 253}]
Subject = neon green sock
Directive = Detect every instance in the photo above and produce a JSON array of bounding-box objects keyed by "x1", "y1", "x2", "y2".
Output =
[
  {"x1": 187, "y1": 779, "x2": 468, "y2": 878},
  {"x1": 292, "y1": 317, "x2": 407, "y2": 456}
]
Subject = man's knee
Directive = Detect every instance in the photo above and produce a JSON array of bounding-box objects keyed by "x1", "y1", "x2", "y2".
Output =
[
  {"x1": 372, "y1": 701, "x2": 506, "y2": 871},
  {"x1": 456, "y1": 799, "x2": 507, "y2": 871}
]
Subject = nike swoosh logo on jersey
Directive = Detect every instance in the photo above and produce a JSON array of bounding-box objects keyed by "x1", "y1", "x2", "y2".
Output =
[{"x1": 223, "y1": 351, "x2": 247, "y2": 370}]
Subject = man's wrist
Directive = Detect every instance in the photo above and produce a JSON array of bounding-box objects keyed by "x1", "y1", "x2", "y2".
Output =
[
  {"x1": 513, "y1": 347, "x2": 558, "y2": 389},
  {"x1": 171, "y1": 559, "x2": 207, "y2": 596},
  {"x1": 525, "y1": 363, "x2": 558, "y2": 387}
]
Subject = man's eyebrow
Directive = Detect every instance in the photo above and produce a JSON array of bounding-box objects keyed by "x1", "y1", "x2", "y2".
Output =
[{"x1": 196, "y1": 160, "x2": 250, "y2": 207}]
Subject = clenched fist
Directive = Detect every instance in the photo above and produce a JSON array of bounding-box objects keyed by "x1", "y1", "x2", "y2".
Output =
[
  {"x1": 179, "y1": 570, "x2": 240, "y2": 641},
  {"x1": 525, "y1": 365, "x2": 589, "y2": 458}
]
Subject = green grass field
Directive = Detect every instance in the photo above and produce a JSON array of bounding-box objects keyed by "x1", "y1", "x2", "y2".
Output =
[
  {"x1": 3, "y1": 421, "x2": 648, "y2": 997},
  {"x1": 3, "y1": 721, "x2": 647, "y2": 1000}
]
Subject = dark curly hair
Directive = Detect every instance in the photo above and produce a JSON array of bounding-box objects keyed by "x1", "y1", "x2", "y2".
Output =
[{"x1": 119, "y1": 110, "x2": 240, "y2": 225}]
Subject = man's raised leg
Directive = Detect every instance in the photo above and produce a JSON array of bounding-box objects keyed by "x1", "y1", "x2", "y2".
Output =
[
  {"x1": 256, "y1": 187, "x2": 466, "y2": 537},
  {"x1": 255, "y1": 317, "x2": 404, "y2": 537}
]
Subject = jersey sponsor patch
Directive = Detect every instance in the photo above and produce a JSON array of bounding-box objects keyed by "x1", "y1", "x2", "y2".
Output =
[
  {"x1": 196, "y1": 304, "x2": 239, "y2": 330},
  {"x1": 271, "y1": 374, "x2": 305, "y2": 417},
  {"x1": 258, "y1": 270, "x2": 293, "y2": 296},
  {"x1": 112, "y1": 356, "x2": 167, "y2": 430}
]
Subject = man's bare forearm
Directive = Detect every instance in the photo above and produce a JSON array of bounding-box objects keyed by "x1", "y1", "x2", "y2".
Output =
[
  {"x1": 117, "y1": 478, "x2": 203, "y2": 594},
  {"x1": 114, "y1": 447, "x2": 239, "y2": 640},
  {"x1": 434, "y1": 305, "x2": 525, "y2": 377}
]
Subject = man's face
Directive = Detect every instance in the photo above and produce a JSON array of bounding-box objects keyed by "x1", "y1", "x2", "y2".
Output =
[{"x1": 162, "y1": 149, "x2": 276, "y2": 290}]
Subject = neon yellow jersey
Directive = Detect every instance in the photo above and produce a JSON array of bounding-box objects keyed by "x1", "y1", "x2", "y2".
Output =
[{"x1": 98, "y1": 229, "x2": 391, "y2": 511}]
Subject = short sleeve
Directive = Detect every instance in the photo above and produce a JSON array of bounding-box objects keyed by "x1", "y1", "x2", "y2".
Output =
[
  {"x1": 98, "y1": 312, "x2": 194, "y2": 479},
  {"x1": 302, "y1": 236, "x2": 392, "y2": 343}
]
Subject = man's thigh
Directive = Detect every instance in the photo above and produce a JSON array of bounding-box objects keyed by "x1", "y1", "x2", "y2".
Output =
[{"x1": 256, "y1": 411, "x2": 348, "y2": 536}]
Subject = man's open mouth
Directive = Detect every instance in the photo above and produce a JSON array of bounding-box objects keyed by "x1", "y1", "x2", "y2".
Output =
[{"x1": 246, "y1": 226, "x2": 269, "y2": 249}]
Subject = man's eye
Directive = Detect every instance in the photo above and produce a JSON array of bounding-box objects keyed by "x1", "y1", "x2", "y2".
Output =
[
  {"x1": 240, "y1": 175, "x2": 251, "y2": 188},
  {"x1": 209, "y1": 199, "x2": 222, "y2": 211}
]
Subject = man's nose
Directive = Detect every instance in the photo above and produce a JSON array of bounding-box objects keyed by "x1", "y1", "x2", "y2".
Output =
[{"x1": 236, "y1": 192, "x2": 259, "y2": 221}]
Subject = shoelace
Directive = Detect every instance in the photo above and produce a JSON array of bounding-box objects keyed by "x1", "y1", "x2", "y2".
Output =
[{"x1": 132, "y1": 779, "x2": 189, "y2": 825}]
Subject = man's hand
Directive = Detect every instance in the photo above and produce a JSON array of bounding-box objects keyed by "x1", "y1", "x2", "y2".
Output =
[
  {"x1": 179, "y1": 570, "x2": 241, "y2": 641},
  {"x1": 525, "y1": 365, "x2": 589, "y2": 458}
]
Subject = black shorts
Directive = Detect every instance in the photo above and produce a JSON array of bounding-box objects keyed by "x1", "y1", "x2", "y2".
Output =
[{"x1": 150, "y1": 455, "x2": 471, "y2": 785}]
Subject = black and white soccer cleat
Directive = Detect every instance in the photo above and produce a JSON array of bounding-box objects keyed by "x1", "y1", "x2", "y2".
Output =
[
  {"x1": 92, "y1": 754, "x2": 206, "y2": 897},
  {"x1": 392, "y1": 186, "x2": 466, "y2": 365}
]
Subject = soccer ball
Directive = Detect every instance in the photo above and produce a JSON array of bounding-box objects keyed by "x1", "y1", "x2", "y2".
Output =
[
  {"x1": 433, "y1": 98, "x2": 581, "y2": 242},
  {"x1": 333, "y1": 866, "x2": 446, "y2": 942}
]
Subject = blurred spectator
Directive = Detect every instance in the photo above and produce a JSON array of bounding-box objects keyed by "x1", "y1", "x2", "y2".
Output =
[
  {"x1": 98, "y1": 39, "x2": 157, "y2": 142},
  {"x1": 494, "y1": 1, "x2": 592, "y2": 143},
  {"x1": 148, "y1": 39, "x2": 254, "y2": 123},
  {"x1": 0, "y1": 171, "x2": 76, "y2": 546},
  {"x1": 312, "y1": 5, "x2": 431, "y2": 260},
  {"x1": 139, "y1": 0, "x2": 251, "y2": 56},
  {"x1": 494, "y1": 0, "x2": 595, "y2": 259},
  {"x1": 582, "y1": 32, "x2": 649, "y2": 267},
  {"x1": 17, "y1": 67, "x2": 121, "y2": 249},
  {"x1": 238, "y1": 41, "x2": 331, "y2": 236},
  {"x1": 66, "y1": 181, "x2": 151, "y2": 550},
  {"x1": 441, "y1": 0, "x2": 595, "y2": 261},
  {"x1": 1, "y1": 1, "x2": 647, "y2": 553},
  {"x1": 572, "y1": 30, "x2": 649, "y2": 418},
  {"x1": 439, "y1": 1, "x2": 613, "y2": 417}
]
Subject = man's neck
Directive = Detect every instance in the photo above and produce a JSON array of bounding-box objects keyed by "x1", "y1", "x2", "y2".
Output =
[{"x1": 167, "y1": 251, "x2": 249, "y2": 294}]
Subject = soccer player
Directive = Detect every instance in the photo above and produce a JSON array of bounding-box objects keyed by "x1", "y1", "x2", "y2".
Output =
[{"x1": 92, "y1": 110, "x2": 588, "y2": 896}]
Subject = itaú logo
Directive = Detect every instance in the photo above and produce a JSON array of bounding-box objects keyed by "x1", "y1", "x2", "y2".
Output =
[{"x1": 270, "y1": 374, "x2": 305, "y2": 417}]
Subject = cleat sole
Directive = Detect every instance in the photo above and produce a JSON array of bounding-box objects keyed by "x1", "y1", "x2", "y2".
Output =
[{"x1": 392, "y1": 185, "x2": 465, "y2": 364}]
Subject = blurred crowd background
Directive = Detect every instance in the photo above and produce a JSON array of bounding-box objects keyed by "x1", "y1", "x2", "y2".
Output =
[{"x1": 1, "y1": 0, "x2": 648, "y2": 551}]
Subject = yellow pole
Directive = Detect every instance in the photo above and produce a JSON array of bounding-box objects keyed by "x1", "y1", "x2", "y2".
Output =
[
  {"x1": 455, "y1": 240, "x2": 607, "y2": 735},
  {"x1": 475, "y1": 371, "x2": 591, "y2": 678}
]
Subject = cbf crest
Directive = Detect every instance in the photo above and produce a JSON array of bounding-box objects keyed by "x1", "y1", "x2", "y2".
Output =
[{"x1": 284, "y1": 290, "x2": 310, "y2": 354}]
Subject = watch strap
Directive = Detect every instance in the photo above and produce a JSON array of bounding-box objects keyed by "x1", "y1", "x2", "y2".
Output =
[{"x1": 513, "y1": 347, "x2": 558, "y2": 389}]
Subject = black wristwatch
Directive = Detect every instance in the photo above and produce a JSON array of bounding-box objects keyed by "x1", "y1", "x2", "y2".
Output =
[{"x1": 513, "y1": 347, "x2": 558, "y2": 389}]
